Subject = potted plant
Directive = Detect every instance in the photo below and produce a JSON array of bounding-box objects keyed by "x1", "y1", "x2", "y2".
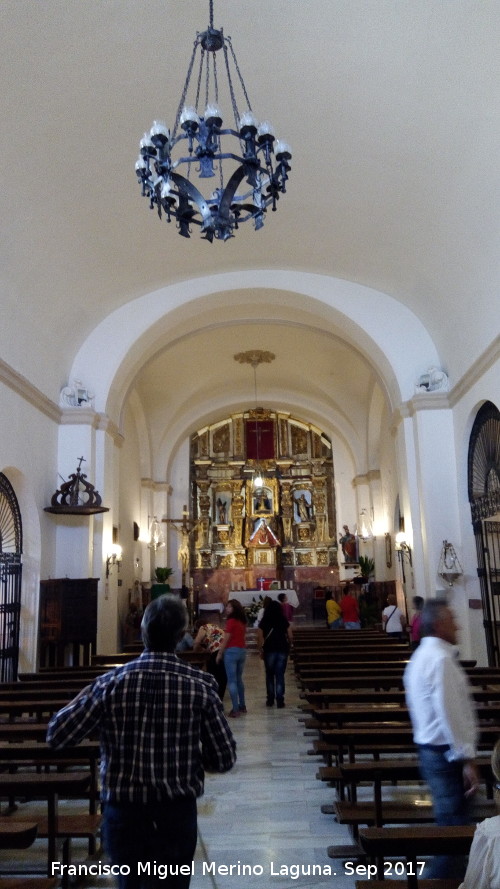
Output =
[
  {"x1": 151, "y1": 567, "x2": 174, "y2": 600},
  {"x1": 357, "y1": 555, "x2": 375, "y2": 582}
]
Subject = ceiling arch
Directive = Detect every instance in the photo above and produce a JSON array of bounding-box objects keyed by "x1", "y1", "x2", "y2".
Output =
[{"x1": 69, "y1": 270, "x2": 441, "y2": 422}]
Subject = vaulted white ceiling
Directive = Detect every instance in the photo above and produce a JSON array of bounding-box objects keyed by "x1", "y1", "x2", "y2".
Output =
[{"x1": 1, "y1": 1, "x2": 498, "y2": 443}]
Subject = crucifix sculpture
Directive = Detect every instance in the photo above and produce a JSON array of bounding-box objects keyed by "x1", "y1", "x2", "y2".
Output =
[{"x1": 162, "y1": 506, "x2": 198, "y2": 588}]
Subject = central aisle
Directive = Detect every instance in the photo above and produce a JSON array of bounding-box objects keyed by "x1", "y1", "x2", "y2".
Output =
[{"x1": 191, "y1": 651, "x2": 356, "y2": 889}]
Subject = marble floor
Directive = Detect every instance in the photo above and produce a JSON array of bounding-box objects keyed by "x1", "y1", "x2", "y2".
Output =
[{"x1": 191, "y1": 650, "x2": 357, "y2": 889}]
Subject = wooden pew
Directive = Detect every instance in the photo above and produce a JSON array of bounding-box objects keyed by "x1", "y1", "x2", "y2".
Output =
[
  {"x1": 318, "y1": 724, "x2": 500, "y2": 765},
  {"x1": 91, "y1": 651, "x2": 210, "y2": 669},
  {"x1": 0, "y1": 822, "x2": 38, "y2": 848},
  {"x1": 0, "y1": 740, "x2": 101, "y2": 885},
  {"x1": 0, "y1": 772, "x2": 91, "y2": 875},
  {"x1": 312, "y1": 701, "x2": 500, "y2": 730},
  {"x1": 356, "y1": 824, "x2": 476, "y2": 888},
  {"x1": 327, "y1": 757, "x2": 494, "y2": 857},
  {"x1": 303, "y1": 685, "x2": 500, "y2": 710}
]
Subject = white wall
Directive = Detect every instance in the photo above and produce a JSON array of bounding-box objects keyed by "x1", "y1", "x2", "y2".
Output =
[{"x1": 0, "y1": 382, "x2": 60, "y2": 671}]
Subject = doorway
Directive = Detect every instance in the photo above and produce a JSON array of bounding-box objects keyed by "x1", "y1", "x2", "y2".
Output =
[
  {"x1": 468, "y1": 401, "x2": 500, "y2": 665},
  {"x1": 0, "y1": 473, "x2": 23, "y2": 681}
]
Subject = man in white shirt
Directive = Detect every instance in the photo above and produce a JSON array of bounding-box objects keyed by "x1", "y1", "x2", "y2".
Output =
[{"x1": 404, "y1": 600, "x2": 480, "y2": 878}]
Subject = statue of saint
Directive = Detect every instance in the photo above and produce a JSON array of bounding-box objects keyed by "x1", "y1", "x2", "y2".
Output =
[
  {"x1": 216, "y1": 497, "x2": 227, "y2": 524},
  {"x1": 295, "y1": 493, "x2": 311, "y2": 522},
  {"x1": 339, "y1": 525, "x2": 357, "y2": 562}
]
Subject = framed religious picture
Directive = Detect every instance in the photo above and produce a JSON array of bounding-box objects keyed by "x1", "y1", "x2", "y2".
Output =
[{"x1": 385, "y1": 532, "x2": 392, "y2": 568}]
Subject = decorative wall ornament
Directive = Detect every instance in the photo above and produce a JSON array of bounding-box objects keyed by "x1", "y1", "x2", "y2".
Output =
[
  {"x1": 60, "y1": 380, "x2": 95, "y2": 408},
  {"x1": 45, "y1": 457, "x2": 109, "y2": 515},
  {"x1": 415, "y1": 366, "x2": 449, "y2": 393}
]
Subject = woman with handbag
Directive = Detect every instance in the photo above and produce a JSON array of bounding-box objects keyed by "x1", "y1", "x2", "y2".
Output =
[
  {"x1": 257, "y1": 600, "x2": 293, "y2": 708},
  {"x1": 382, "y1": 593, "x2": 406, "y2": 638}
]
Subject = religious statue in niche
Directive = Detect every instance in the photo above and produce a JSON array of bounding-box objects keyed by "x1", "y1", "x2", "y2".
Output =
[
  {"x1": 294, "y1": 490, "x2": 312, "y2": 522},
  {"x1": 253, "y1": 487, "x2": 273, "y2": 514},
  {"x1": 216, "y1": 497, "x2": 228, "y2": 525},
  {"x1": 339, "y1": 525, "x2": 358, "y2": 563}
]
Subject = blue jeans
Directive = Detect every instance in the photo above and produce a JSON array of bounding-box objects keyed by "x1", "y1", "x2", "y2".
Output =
[
  {"x1": 102, "y1": 797, "x2": 197, "y2": 889},
  {"x1": 417, "y1": 745, "x2": 470, "y2": 878},
  {"x1": 264, "y1": 650, "x2": 288, "y2": 704},
  {"x1": 344, "y1": 621, "x2": 361, "y2": 629},
  {"x1": 223, "y1": 647, "x2": 246, "y2": 711},
  {"x1": 329, "y1": 618, "x2": 343, "y2": 629}
]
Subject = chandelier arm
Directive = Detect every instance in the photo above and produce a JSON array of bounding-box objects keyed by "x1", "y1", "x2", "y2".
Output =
[
  {"x1": 169, "y1": 171, "x2": 214, "y2": 226},
  {"x1": 216, "y1": 163, "x2": 263, "y2": 227}
]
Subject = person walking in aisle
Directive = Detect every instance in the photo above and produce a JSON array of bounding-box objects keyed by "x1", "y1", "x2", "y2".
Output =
[
  {"x1": 257, "y1": 599, "x2": 293, "y2": 708},
  {"x1": 216, "y1": 598, "x2": 247, "y2": 718},
  {"x1": 404, "y1": 599, "x2": 479, "y2": 879},
  {"x1": 46, "y1": 595, "x2": 236, "y2": 889},
  {"x1": 382, "y1": 592, "x2": 406, "y2": 638},
  {"x1": 408, "y1": 595, "x2": 424, "y2": 649},
  {"x1": 278, "y1": 592, "x2": 294, "y2": 622}
]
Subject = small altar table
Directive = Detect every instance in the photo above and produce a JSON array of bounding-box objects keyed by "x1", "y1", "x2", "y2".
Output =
[{"x1": 234, "y1": 588, "x2": 299, "y2": 608}]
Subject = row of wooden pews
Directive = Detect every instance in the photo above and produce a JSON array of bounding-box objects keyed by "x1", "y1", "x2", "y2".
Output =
[
  {"x1": 0, "y1": 646, "x2": 211, "y2": 884},
  {"x1": 292, "y1": 625, "x2": 499, "y2": 889},
  {"x1": 0, "y1": 667, "x2": 106, "y2": 887}
]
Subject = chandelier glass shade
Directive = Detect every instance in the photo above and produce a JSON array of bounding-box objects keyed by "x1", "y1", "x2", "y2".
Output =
[
  {"x1": 135, "y1": 1, "x2": 291, "y2": 242},
  {"x1": 148, "y1": 516, "x2": 165, "y2": 551}
]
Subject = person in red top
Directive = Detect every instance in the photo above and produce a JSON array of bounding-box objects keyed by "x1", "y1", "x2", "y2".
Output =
[
  {"x1": 340, "y1": 583, "x2": 361, "y2": 629},
  {"x1": 216, "y1": 599, "x2": 247, "y2": 717}
]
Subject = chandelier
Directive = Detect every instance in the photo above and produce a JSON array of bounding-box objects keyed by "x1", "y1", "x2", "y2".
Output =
[{"x1": 135, "y1": 0, "x2": 292, "y2": 242}]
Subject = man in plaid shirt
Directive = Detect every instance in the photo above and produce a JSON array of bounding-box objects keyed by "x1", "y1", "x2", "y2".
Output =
[{"x1": 47, "y1": 595, "x2": 236, "y2": 889}]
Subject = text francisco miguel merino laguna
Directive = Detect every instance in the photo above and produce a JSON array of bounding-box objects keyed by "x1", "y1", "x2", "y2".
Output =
[{"x1": 51, "y1": 861, "x2": 338, "y2": 880}]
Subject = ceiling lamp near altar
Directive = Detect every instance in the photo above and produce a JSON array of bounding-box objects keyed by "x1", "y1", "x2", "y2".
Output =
[
  {"x1": 234, "y1": 350, "x2": 276, "y2": 489},
  {"x1": 135, "y1": 0, "x2": 292, "y2": 242}
]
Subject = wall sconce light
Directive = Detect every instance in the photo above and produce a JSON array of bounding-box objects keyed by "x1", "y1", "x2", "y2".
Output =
[
  {"x1": 438, "y1": 540, "x2": 463, "y2": 587},
  {"x1": 106, "y1": 544, "x2": 122, "y2": 578}
]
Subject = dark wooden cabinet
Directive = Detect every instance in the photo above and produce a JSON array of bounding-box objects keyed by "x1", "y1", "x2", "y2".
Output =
[{"x1": 39, "y1": 578, "x2": 98, "y2": 667}]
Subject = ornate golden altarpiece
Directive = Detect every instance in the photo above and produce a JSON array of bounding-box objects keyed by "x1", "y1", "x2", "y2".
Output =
[{"x1": 190, "y1": 410, "x2": 338, "y2": 590}]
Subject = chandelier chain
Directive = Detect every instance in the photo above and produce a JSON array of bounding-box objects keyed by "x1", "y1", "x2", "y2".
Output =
[
  {"x1": 226, "y1": 37, "x2": 253, "y2": 115},
  {"x1": 172, "y1": 39, "x2": 199, "y2": 139}
]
